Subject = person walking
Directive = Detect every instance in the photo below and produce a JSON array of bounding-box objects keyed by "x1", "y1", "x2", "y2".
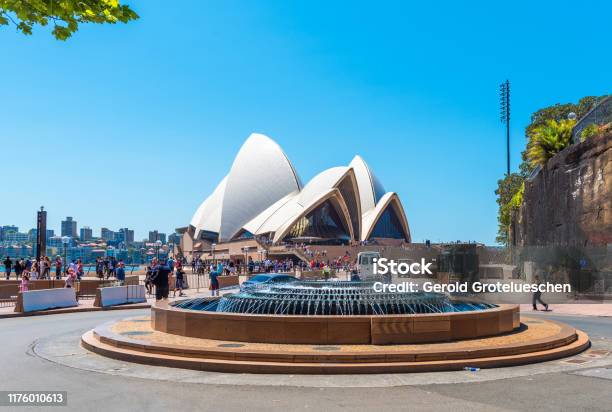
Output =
[
  {"x1": 151, "y1": 259, "x2": 170, "y2": 300},
  {"x1": 14, "y1": 258, "x2": 23, "y2": 280},
  {"x1": 95, "y1": 258, "x2": 104, "y2": 279},
  {"x1": 30, "y1": 260, "x2": 39, "y2": 280},
  {"x1": 54, "y1": 256, "x2": 62, "y2": 280},
  {"x1": 45, "y1": 256, "x2": 52, "y2": 279},
  {"x1": 167, "y1": 256, "x2": 175, "y2": 275},
  {"x1": 19, "y1": 270, "x2": 30, "y2": 293},
  {"x1": 76, "y1": 259, "x2": 84, "y2": 280},
  {"x1": 3, "y1": 256, "x2": 11, "y2": 280},
  {"x1": 107, "y1": 258, "x2": 116, "y2": 279},
  {"x1": 64, "y1": 268, "x2": 77, "y2": 288},
  {"x1": 41, "y1": 256, "x2": 50, "y2": 279},
  {"x1": 116, "y1": 259, "x2": 126, "y2": 285},
  {"x1": 532, "y1": 274, "x2": 549, "y2": 311},
  {"x1": 209, "y1": 266, "x2": 220, "y2": 297},
  {"x1": 173, "y1": 262, "x2": 186, "y2": 297}
]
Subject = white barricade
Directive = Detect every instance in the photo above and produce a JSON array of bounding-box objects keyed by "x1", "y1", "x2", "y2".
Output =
[
  {"x1": 97, "y1": 285, "x2": 146, "y2": 307},
  {"x1": 21, "y1": 288, "x2": 78, "y2": 312}
]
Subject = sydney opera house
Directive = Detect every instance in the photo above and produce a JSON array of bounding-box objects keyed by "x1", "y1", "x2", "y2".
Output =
[{"x1": 179, "y1": 133, "x2": 410, "y2": 257}]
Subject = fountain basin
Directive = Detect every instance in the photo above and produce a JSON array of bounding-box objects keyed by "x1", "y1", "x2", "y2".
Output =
[{"x1": 152, "y1": 299, "x2": 520, "y2": 344}]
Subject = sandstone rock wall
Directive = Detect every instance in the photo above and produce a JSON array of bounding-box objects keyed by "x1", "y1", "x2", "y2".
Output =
[{"x1": 513, "y1": 132, "x2": 611, "y2": 247}]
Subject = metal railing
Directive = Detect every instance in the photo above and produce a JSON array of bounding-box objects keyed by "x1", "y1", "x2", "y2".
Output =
[
  {"x1": 572, "y1": 95, "x2": 611, "y2": 142},
  {"x1": 0, "y1": 277, "x2": 141, "y2": 308}
]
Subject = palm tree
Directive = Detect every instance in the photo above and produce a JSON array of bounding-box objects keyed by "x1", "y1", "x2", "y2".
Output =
[{"x1": 526, "y1": 119, "x2": 575, "y2": 168}]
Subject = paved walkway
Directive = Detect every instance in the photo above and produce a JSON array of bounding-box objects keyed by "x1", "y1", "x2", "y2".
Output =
[{"x1": 520, "y1": 303, "x2": 612, "y2": 317}]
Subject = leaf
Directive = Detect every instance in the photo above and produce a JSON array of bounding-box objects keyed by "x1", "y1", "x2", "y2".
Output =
[{"x1": 0, "y1": 1, "x2": 139, "y2": 40}]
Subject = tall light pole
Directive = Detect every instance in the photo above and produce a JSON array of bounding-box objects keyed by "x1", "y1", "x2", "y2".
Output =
[
  {"x1": 36, "y1": 206, "x2": 47, "y2": 262},
  {"x1": 499, "y1": 80, "x2": 511, "y2": 175},
  {"x1": 61, "y1": 236, "x2": 70, "y2": 276}
]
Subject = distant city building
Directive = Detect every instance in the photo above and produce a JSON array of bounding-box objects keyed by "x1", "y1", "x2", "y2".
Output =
[
  {"x1": 28, "y1": 228, "x2": 38, "y2": 242},
  {"x1": 5, "y1": 231, "x2": 29, "y2": 243},
  {"x1": 61, "y1": 217, "x2": 77, "y2": 238},
  {"x1": 1, "y1": 225, "x2": 18, "y2": 241},
  {"x1": 80, "y1": 226, "x2": 93, "y2": 241},
  {"x1": 118, "y1": 228, "x2": 135, "y2": 244},
  {"x1": 148, "y1": 230, "x2": 166, "y2": 244},
  {"x1": 101, "y1": 227, "x2": 115, "y2": 241},
  {"x1": 168, "y1": 233, "x2": 181, "y2": 245},
  {"x1": 46, "y1": 229, "x2": 55, "y2": 240},
  {"x1": 0, "y1": 244, "x2": 32, "y2": 259},
  {"x1": 48, "y1": 236, "x2": 74, "y2": 249}
]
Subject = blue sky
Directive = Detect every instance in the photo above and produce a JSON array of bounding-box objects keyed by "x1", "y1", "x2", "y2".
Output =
[{"x1": 1, "y1": 0, "x2": 610, "y2": 243}]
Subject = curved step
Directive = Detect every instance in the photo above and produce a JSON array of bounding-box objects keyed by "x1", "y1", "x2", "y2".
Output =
[{"x1": 82, "y1": 329, "x2": 590, "y2": 374}]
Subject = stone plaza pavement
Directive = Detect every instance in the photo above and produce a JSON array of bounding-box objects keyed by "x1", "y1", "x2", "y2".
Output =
[
  {"x1": 519, "y1": 303, "x2": 612, "y2": 317},
  {"x1": 2, "y1": 309, "x2": 610, "y2": 412}
]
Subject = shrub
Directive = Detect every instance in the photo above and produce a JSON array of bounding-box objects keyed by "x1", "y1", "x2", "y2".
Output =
[{"x1": 526, "y1": 119, "x2": 576, "y2": 168}]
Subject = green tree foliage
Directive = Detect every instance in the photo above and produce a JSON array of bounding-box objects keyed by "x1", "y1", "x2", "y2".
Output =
[
  {"x1": 495, "y1": 174, "x2": 524, "y2": 244},
  {"x1": 526, "y1": 119, "x2": 575, "y2": 168},
  {"x1": 519, "y1": 95, "x2": 603, "y2": 175},
  {"x1": 0, "y1": 0, "x2": 138, "y2": 40},
  {"x1": 579, "y1": 123, "x2": 600, "y2": 141},
  {"x1": 525, "y1": 96, "x2": 600, "y2": 138}
]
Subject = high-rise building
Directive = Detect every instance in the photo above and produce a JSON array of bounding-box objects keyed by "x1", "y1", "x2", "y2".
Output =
[
  {"x1": 61, "y1": 217, "x2": 77, "y2": 238},
  {"x1": 46, "y1": 229, "x2": 55, "y2": 240},
  {"x1": 28, "y1": 228, "x2": 38, "y2": 242},
  {"x1": 80, "y1": 226, "x2": 93, "y2": 241},
  {"x1": 148, "y1": 230, "x2": 166, "y2": 244},
  {"x1": 101, "y1": 228, "x2": 115, "y2": 241},
  {"x1": 119, "y1": 228, "x2": 134, "y2": 244},
  {"x1": 168, "y1": 233, "x2": 181, "y2": 245}
]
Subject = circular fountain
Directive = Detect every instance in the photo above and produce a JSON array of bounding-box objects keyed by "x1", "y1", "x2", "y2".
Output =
[
  {"x1": 82, "y1": 280, "x2": 590, "y2": 374},
  {"x1": 173, "y1": 281, "x2": 496, "y2": 315},
  {"x1": 150, "y1": 280, "x2": 519, "y2": 345}
]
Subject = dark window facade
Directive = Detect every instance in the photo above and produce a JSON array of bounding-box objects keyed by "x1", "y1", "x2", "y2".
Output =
[
  {"x1": 369, "y1": 205, "x2": 406, "y2": 240},
  {"x1": 283, "y1": 200, "x2": 350, "y2": 243},
  {"x1": 232, "y1": 229, "x2": 254, "y2": 240},
  {"x1": 199, "y1": 230, "x2": 219, "y2": 242}
]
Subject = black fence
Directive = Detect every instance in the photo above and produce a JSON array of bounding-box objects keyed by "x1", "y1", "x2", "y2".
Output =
[{"x1": 572, "y1": 95, "x2": 612, "y2": 143}]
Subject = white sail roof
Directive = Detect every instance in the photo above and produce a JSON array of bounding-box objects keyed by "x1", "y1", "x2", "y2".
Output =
[
  {"x1": 349, "y1": 155, "x2": 386, "y2": 214},
  {"x1": 190, "y1": 176, "x2": 227, "y2": 238},
  {"x1": 191, "y1": 134, "x2": 410, "y2": 244}
]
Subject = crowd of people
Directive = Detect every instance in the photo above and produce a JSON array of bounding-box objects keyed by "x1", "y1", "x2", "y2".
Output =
[
  {"x1": 4, "y1": 250, "x2": 359, "y2": 302},
  {"x1": 2, "y1": 255, "x2": 130, "y2": 293},
  {"x1": 93, "y1": 256, "x2": 127, "y2": 283},
  {"x1": 144, "y1": 256, "x2": 187, "y2": 300}
]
